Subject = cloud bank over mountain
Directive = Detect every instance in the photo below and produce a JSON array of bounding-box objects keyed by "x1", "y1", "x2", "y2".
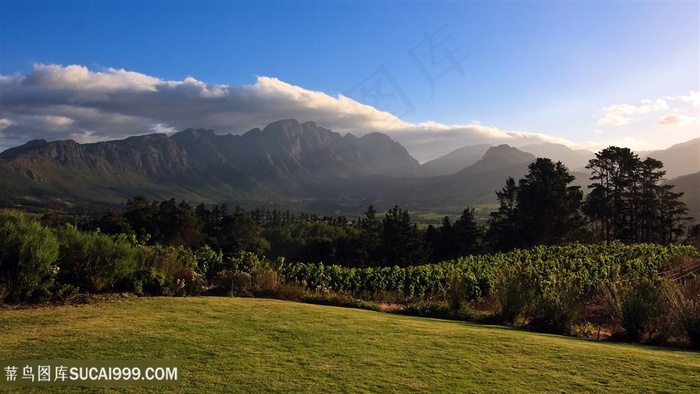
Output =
[{"x1": 0, "y1": 64, "x2": 605, "y2": 161}]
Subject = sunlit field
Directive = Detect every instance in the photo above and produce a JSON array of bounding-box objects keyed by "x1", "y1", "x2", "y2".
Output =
[{"x1": 1, "y1": 297, "x2": 698, "y2": 393}]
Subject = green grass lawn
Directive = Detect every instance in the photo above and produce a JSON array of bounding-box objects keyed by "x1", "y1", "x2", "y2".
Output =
[{"x1": 1, "y1": 297, "x2": 698, "y2": 393}]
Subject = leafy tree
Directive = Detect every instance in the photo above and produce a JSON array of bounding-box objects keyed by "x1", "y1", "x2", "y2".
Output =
[
  {"x1": 583, "y1": 147, "x2": 691, "y2": 244},
  {"x1": 516, "y1": 159, "x2": 584, "y2": 247},
  {"x1": 96, "y1": 211, "x2": 134, "y2": 235},
  {"x1": 487, "y1": 159, "x2": 584, "y2": 250},
  {"x1": 656, "y1": 184, "x2": 691, "y2": 244},
  {"x1": 453, "y1": 208, "x2": 483, "y2": 256},
  {"x1": 426, "y1": 216, "x2": 454, "y2": 262},
  {"x1": 583, "y1": 147, "x2": 639, "y2": 241},
  {"x1": 124, "y1": 196, "x2": 160, "y2": 241},
  {"x1": 156, "y1": 199, "x2": 203, "y2": 247},
  {"x1": 218, "y1": 207, "x2": 270, "y2": 256},
  {"x1": 357, "y1": 205, "x2": 382, "y2": 266},
  {"x1": 486, "y1": 177, "x2": 521, "y2": 251},
  {"x1": 381, "y1": 206, "x2": 428, "y2": 266}
]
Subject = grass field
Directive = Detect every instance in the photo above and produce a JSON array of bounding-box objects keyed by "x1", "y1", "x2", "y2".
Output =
[{"x1": 1, "y1": 297, "x2": 698, "y2": 393}]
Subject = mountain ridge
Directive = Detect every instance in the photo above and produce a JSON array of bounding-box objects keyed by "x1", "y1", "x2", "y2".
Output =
[{"x1": 1, "y1": 119, "x2": 697, "y2": 213}]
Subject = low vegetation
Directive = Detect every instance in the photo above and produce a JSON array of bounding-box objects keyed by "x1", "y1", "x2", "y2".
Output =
[
  {"x1": 1, "y1": 298, "x2": 698, "y2": 393},
  {"x1": 2, "y1": 209, "x2": 699, "y2": 347}
]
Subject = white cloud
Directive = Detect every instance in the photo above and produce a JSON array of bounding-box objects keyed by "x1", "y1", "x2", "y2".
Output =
[
  {"x1": 23, "y1": 64, "x2": 162, "y2": 92},
  {"x1": 667, "y1": 91, "x2": 699, "y2": 107},
  {"x1": 0, "y1": 63, "x2": 648, "y2": 161},
  {"x1": 0, "y1": 118, "x2": 14, "y2": 130},
  {"x1": 598, "y1": 93, "x2": 698, "y2": 128},
  {"x1": 150, "y1": 123, "x2": 177, "y2": 134},
  {"x1": 597, "y1": 99, "x2": 668, "y2": 126},
  {"x1": 658, "y1": 114, "x2": 694, "y2": 126},
  {"x1": 41, "y1": 115, "x2": 74, "y2": 128}
]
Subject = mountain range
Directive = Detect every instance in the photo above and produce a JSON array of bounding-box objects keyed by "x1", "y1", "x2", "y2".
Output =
[{"x1": 1, "y1": 119, "x2": 698, "y2": 215}]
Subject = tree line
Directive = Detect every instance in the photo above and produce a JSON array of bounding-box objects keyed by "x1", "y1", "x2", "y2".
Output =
[
  {"x1": 39, "y1": 145, "x2": 696, "y2": 268},
  {"x1": 487, "y1": 147, "x2": 694, "y2": 250}
]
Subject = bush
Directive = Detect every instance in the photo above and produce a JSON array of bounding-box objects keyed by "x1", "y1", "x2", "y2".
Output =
[
  {"x1": 56, "y1": 226, "x2": 139, "y2": 293},
  {"x1": 115, "y1": 268, "x2": 165, "y2": 296},
  {"x1": 274, "y1": 282, "x2": 308, "y2": 300},
  {"x1": 173, "y1": 267, "x2": 205, "y2": 296},
  {"x1": 666, "y1": 277, "x2": 700, "y2": 348},
  {"x1": 251, "y1": 266, "x2": 278, "y2": 294},
  {"x1": 600, "y1": 277, "x2": 669, "y2": 342},
  {"x1": 529, "y1": 275, "x2": 584, "y2": 334},
  {"x1": 400, "y1": 301, "x2": 453, "y2": 319},
  {"x1": 0, "y1": 211, "x2": 60, "y2": 302},
  {"x1": 493, "y1": 264, "x2": 536, "y2": 324},
  {"x1": 215, "y1": 270, "x2": 252, "y2": 297},
  {"x1": 447, "y1": 275, "x2": 468, "y2": 311}
]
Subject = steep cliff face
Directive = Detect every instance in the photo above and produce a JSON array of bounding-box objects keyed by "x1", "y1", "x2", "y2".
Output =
[{"x1": 0, "y1": 119, "x2": 425, "y2": 205}]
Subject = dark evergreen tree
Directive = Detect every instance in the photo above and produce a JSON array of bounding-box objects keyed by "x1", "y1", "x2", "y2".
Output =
[
  {"x1": 487, "y1": 160, "x2": 584, "y2": 250},
  {"x1": 583, "y1": 147, "x2": 639, "y2": 241},
  {"x1": 486, "y1": 177, "x2": 521, "y2": 251},
  {"x1": 583, "y1": 146, "x2": 691, "y2": 244},
  {"x1": 218, "y1": 207, "x2": 270, "y2": 256},
  {"x1": 124, "y1": 196, "x2": 160, "y2": 242},
  {"x1": 380, "y1": 206, "x2": 428, "y2": 266},
  {"x1": 453, "y1": 208, "x2": 483, "y2": 256},
  {"x1": 357, "y1": 205, "x2": 382, "y2": 266},
  {"x1": 656, "y1": 184, "x2": 691, "y2": 244},
  {"x1": 96, "y1": 211, "x2": 134, "y2": 235},
  {"x1": 516, "y1": 159, "x2": 584, "y2": 247}
]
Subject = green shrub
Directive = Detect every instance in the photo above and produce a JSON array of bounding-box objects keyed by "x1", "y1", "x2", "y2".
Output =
[
  {"x1": 529, "y1": 274, "x2": 584, "y2": 334},
  {"x1": 601, "y1": 277, "x2": 668, "y2": 342},
  {"x1": 456, "y1": 303, "x2": 499, "y2": 324},
  {"x1": 118, "y1": 268, "x2": 170, "y2": 296},
  {"x1": 274, "y1": 282, "x2": 308, "y2": 300},
  {"x1": 0, "y1": 210, "x2": 59, "y2": 302},
  {"x1": 666, "y1": 277, "x2": 700, "y2": 348},
  {"x1": 56, "y1": 226, "x2": 139, "y2": 293},
  {"x1": 493, "y1": 264, "x2": 536, "y2": 324},
  {"x1": 400, "y1": 301, "x2": 453, "y2": 319},
  {"x1": 194, "y1": 245, "x2": 224, "y2": 282},
  {"x1": 52, "y1": 282, "x2": 79, "y2": 304}
]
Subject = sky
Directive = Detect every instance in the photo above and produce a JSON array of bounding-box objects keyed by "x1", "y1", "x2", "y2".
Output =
[{"x1": 0, "y1": 1, "x2": 698, "y2": 162}]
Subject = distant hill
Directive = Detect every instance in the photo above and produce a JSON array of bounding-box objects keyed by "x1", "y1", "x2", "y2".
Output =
[
  {"x1": 0, "y1": 119, "x2": 422, "y2": 207},
  {"x1": 640, "y1": 138, "x2": 700, "y2": 179},
  {"x1": 420, "y1": 144, "x2": 494, "y2": 176},
  {"x1": 423, "y1": 142, "x2": 593, "y2": 177},
  {"x1": 518, "y1": 142, "x2": 594, "y2": 171},
  {"x1": 0, "y1": 120, "x2": 696, "y2": 213},
  {"x1": 397, "y1": 145, "x2": 537, "y2": 205},
  {"x1": 668, "y1": 171, "x2": 700, "y2": 220}
]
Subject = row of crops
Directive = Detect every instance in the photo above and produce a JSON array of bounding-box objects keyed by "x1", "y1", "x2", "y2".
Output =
[{"x1": 274, "y1": 242, "x2": 700, "y2": 300}]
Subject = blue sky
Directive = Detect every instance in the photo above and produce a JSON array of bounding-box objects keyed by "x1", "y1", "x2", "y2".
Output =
[{"x1": 1, "y1": 1, "x2": 698, "y2": 161}]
